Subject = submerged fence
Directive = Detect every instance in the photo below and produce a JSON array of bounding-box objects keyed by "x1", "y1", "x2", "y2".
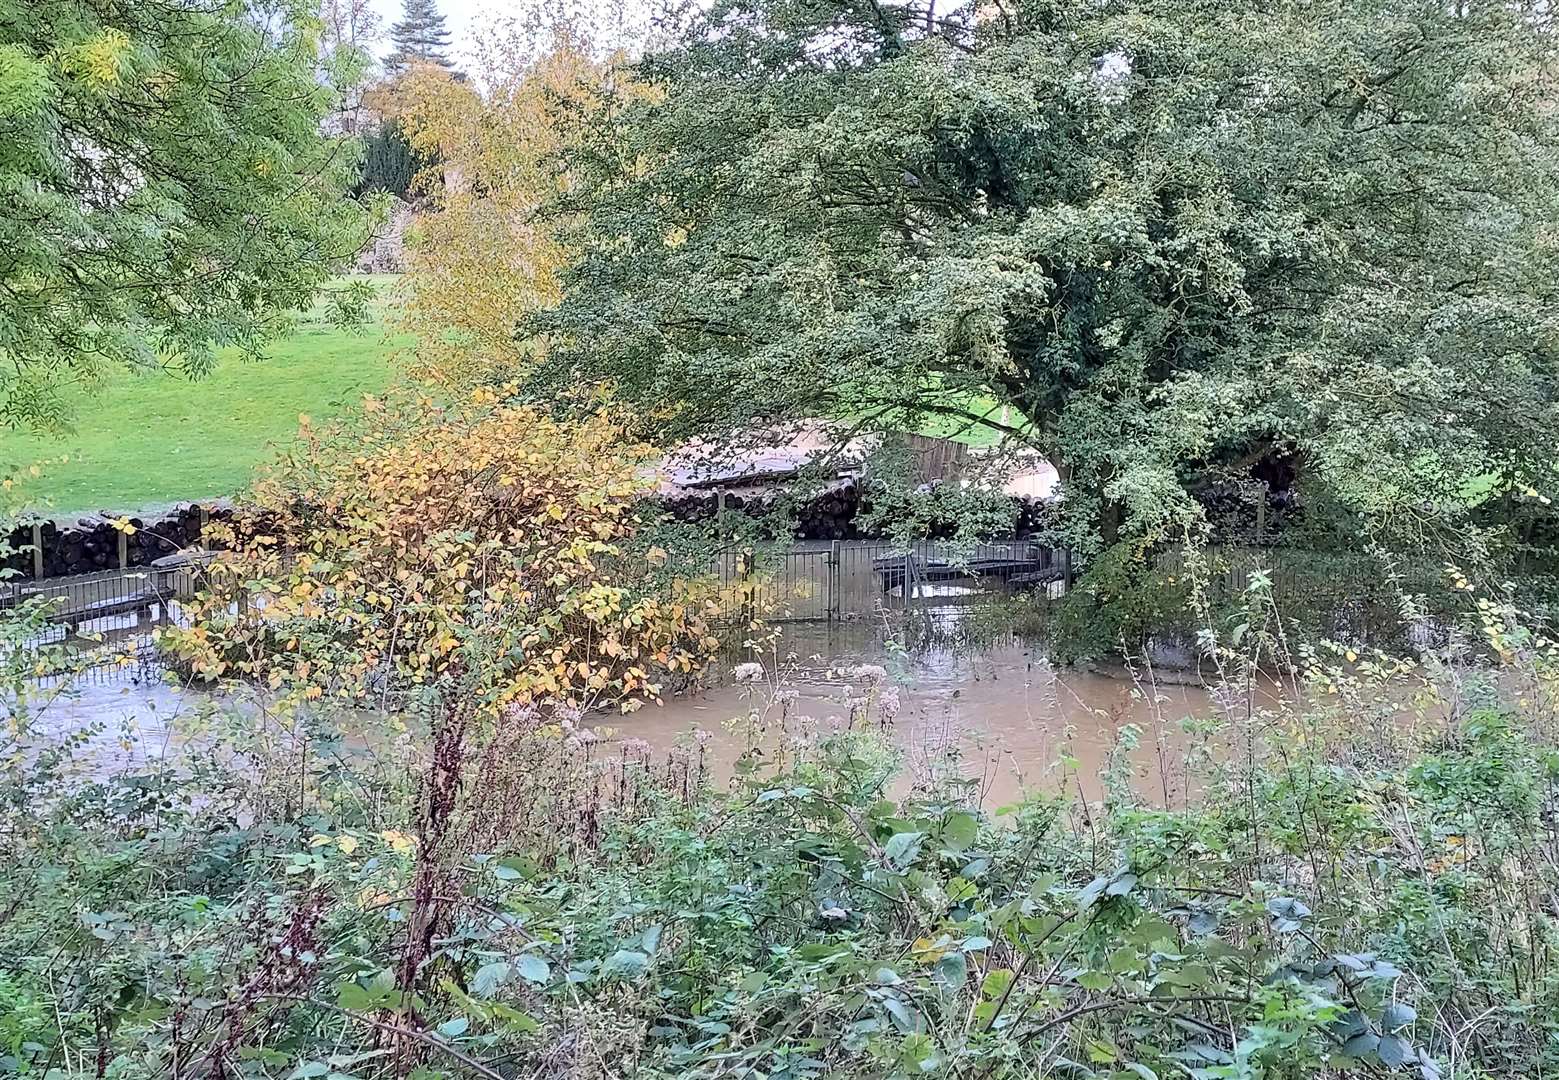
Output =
[{"x1": 700, "y1": 539, "x2": 1066, "y2": 624}]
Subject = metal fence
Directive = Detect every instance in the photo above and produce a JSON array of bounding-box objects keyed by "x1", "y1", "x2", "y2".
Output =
[
  {"x1": 706, "y1": 539, "x2": 1065, "y2": 623},
  {"x1": 1, "y1": 556, "x2": 209, "y2": 646},
  {"x1": 0, "y1": 541, "x2": 1065, "y2": 684}
]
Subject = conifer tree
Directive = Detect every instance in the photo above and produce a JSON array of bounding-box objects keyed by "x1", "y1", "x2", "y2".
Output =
[{"x1": 385, "y1": 0, "x2": 454, "y2": 74}]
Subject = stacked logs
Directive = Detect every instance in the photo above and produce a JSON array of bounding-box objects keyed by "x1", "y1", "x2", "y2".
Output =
[
  {"x1": 659, "y1": 482, "x2": 870, "y2": 540},
  {"x1": 659, "y1": 482, "x2": 1055, "y2": 542},
  {"x1": 1194, "y1": 482, "x2": 1300, "y2": 545},
  {"x1": 6, "y1": 486, "x2": 1057, "y2": 581},
  {"x1": 3, "y1": 504, "x2": 229, "y2": 579},
  {"x1": 798, "y1": 482, "x2": 864, "y2": 540}
]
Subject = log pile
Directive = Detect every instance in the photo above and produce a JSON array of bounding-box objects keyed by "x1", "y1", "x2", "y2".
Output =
[
  {"x1": 6, "y1": 483, "x2": 1056, "y2": 582},
  {"x1": 660, "y1": 481, "x2": 1055, "y2": 542},
  {"x1": 3, "y1": 504, "x2": 229, "y2": 579},
  {"x1": 1195, "y1": 482, "x2": 1299, "y2": 545}
]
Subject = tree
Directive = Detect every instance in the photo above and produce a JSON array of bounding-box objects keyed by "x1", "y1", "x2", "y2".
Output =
[
  {"x1": 318, "y1": 0, "x2": 381, "y2": 53},
  {"x1": 391, "y1": 18, "x2": 625, "y2": 390},
  {"x1": 167, "y1": 391, "x2": 719, "y2": 711},
  {"x1": 538, "y1": 0, "x2": 1559, "y2": 562},
  {"x1": 385, "y1": 0, "x2": 456, "y2": 76},
  {"x1": 316, "y1": 0, "x2": 383, "y2": 134},
  {"x1": 352, "y1": 120, "x2": 425, "y2": 199},
  {"x1": 0, "y1": 0, "x2": 371, "y2": 427},
  {"x1": 162, "y1": 390, "x2": 722, "y2": 1033}
]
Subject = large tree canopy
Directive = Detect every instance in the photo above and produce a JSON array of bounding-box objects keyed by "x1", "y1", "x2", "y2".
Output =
[
  {"x1": 539, "y1": 0, "x2": 1559, "y2": 556},
  {"x1": 0, "y1": 0, "x2": 369, "y2": 425}
]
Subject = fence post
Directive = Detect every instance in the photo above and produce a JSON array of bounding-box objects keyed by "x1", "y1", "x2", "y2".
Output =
[
  {"x1": 30, "y1": 522, "x2": 42, "y2": 579},
  {"x1": 738, "y1": 547, "x2": 753, "y2": 628},
  {"x1": 1060, "y1": 547, "x2": 1073, "y2": 593},
  {"x1": 117, "y1": 528, "x2": 128, "y2": 570},
  {"x1": 828, "y1": 540, "x2": 841, "y2": 621}
]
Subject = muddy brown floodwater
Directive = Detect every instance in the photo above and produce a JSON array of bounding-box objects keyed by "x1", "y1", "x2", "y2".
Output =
[
  {"x1": 30, "y1": 621, "x2": 1290, "y2": 806},
  {"x1": 615, "y1": 622, "x2": 1288, "y2": 807}
]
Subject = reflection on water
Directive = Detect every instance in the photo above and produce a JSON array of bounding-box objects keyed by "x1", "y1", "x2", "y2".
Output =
[
  {"x1": 23, "y1": 667, "x2": 224, "y2": 776},
  {"x1": 26, "y1": 618, "x2": 1288, "y2": 806}
]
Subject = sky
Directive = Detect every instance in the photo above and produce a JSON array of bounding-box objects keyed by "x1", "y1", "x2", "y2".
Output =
[{"x1": 364, "y1": 0, "x2": 657, "y2": 73}]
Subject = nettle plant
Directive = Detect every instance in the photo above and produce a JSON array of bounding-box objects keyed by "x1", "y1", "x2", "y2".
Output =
[
  {"x1": 6, "y1": 634, "x2": 1559, "y2": 1078},
  {"x1": 222, "y1": 716, "x2": 1462, "y2": 1080},
  {"x1": 473, "y1": 732, "x2": 1440, "y2": 1080}
]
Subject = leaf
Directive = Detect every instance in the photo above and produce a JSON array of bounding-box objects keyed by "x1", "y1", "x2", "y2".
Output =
[
  {"x1": 1381, "y1": 1002, "x2": 1417, "y2": 1031},
  {"x1": 1076, "y1": 970, "x2": 1113, "y2": 992},
  {"x1": 1078, "y1": 874, "x2": 1111, "y2": 909},
  {"x1": 1187, "y1": 910, "x2": 1220, "y2": 935},
  {"x1": 883, "y1": 996, "x2": 920, "y2": 1033},
  {"x1": 1370, "y1": 959, "x2": 1405, "y2": 980},
  {"x1": 1333, "y1": 952, "x2": 1370, "y2": 972},
  {"x1": 1265, "y1": 897, "x2": 1311, "y2": 932},
  {"x1": 940, "y1": 811, "x2": 979, "y2": 852},
  {"x1": 1105, "y1": 872, "x2": 1138, "y2": 897},
  {"x1": 884, "y1": 831, "x2": 925, "y2": 867},
  {"x1": 337, "y1": 984, "x2": 372, "y2": 1011},
  {"x1": 961, "y1": 935, "x2": 993, "y2": 951},
  {"x1": 1080, "y1": 868, "x2": 1135, "y2": 908},
  {"x1": 933, "y1": 952, "x2": 968, "y2": 989},
  {"x1": 1341, "y1": 1033, "x2": 1379, "y2": 1059},
  {"x1": 489, "y1": 1002, "x2": 539, "y2": 1033},
  {"x1": 981, "y1": 969, "x2": 1014, "y2": 999},
  {"x1": 1107, "y1": 947, "x2": 1140, "y2": 974},
  {"x1": 1166, "y1": 963, "x2": 1210, "y2": 989},
  {"x1": 641, "y1": 923, "x2": 664, "y2": 954},
  {"x1": 515, "y1": 954, "x2": 550, "y2": 984},
  {"x1": 436, "y1": 1017, "x2": 469, "y2": 1038},
  {"x1": 602, "y1": 949, "x2": 650, "y2": 980},
  {"x1": 1378, "y1": 1035, "x2": 1412, "y2": 1068},
  {"x1": 471, "y1": 961, "x2": 511, "y2": 998},
  {"x1": 287, "y1": 1064, "x2": 329, "y2": 1080}
]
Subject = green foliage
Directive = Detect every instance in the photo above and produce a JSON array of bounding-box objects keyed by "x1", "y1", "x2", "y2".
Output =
[
  {"x1": 0, "y1": 0, "x2": 373, "y2": 426},
  {"x1": 354, "y1": 121, "x2": 426, "y2": 200},
  {"x1": 1050, "y1": 540, "x2": 1195, "y2": 663},
  {"x1": 540, "y1": 0, "x2": 1559, "y2": 561}
]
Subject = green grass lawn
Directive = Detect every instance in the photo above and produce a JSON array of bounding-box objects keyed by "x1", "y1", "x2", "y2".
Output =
[
  {"x1": 0, "y1": 277, "x2": 406, "y2": 518},
  {"x1": 0, "y1": 271, "x2": 1019, "y2": 518}
]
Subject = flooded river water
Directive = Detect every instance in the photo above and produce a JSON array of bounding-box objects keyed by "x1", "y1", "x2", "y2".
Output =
[{"x1": 31, "y1": 620, "x2": 1292, "y2": 806}]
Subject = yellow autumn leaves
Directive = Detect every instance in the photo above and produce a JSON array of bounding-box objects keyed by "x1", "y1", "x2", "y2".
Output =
[
  {"x1": 164, "y1": 395, "x2": 721, "y2": 714},
  {"x1": 310, "y1": 829, "x2": 416, "y2": 857}
]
